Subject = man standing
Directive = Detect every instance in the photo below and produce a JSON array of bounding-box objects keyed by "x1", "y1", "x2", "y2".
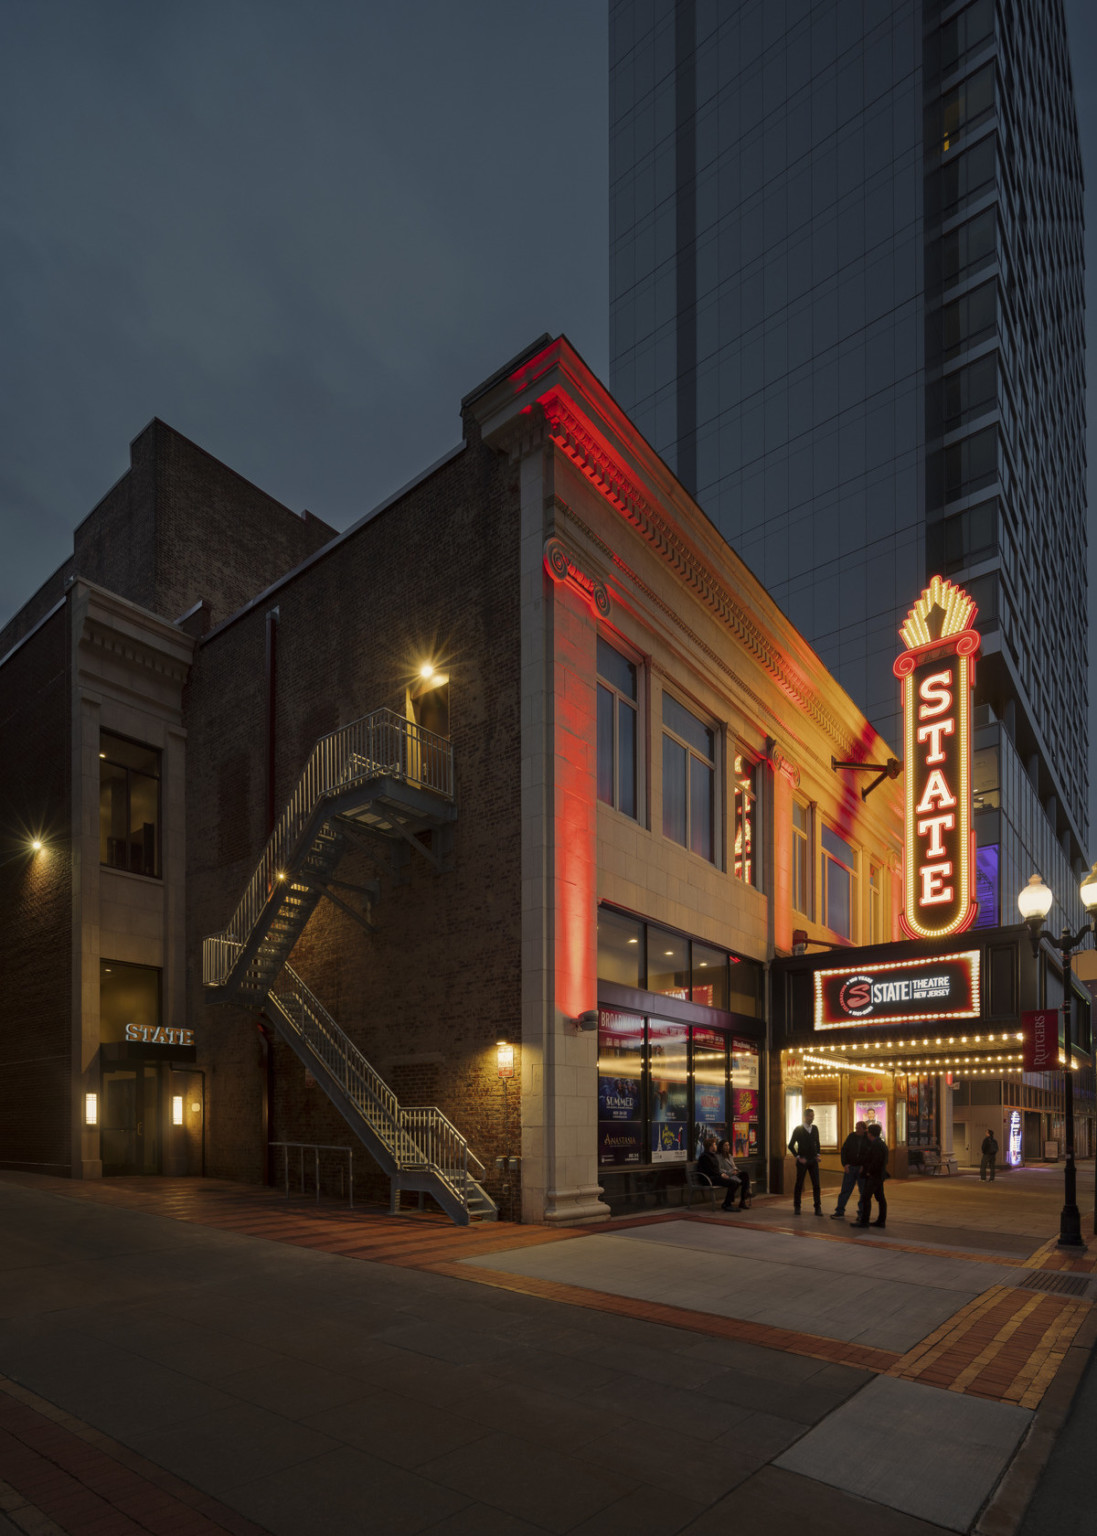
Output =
[
  {"x1": 831, "y1": 1120, "x2": 867, "y2": 1221},
  {"x1": 851, "y1": 1123, "x2": 888, "y2": 1228},
  {"x1": 980, "y1": 1127, "x2": 999, "y2": 1181},
  {"x1": 788, "y1": 1107, "x2": 822, "y2": 1215}
]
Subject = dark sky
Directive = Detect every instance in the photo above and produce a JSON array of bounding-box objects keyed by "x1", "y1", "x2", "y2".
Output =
[{"x1": 2, "y1": 1, "x2": 1096, "y2": 846}]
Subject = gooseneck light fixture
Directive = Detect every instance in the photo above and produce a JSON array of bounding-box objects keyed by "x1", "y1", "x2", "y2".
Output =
[{"x1": 1018, "y1": 865, "x2": 1097, "y2": 1246}]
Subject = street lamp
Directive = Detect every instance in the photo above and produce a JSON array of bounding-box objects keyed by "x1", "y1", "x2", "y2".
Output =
[{"x1": 1018, "y1": 866, "x2": 1097, "y2": 1247}]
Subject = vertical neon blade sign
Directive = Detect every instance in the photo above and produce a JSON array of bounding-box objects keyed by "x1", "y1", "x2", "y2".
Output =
[{"x1": 894, "y1": 576, "x2": 980, "y2": 939}]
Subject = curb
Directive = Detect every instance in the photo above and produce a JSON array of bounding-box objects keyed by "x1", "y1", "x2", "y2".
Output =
[{"x1": 974, "y1": 1307, "x2": 1097, "y2": 1535}]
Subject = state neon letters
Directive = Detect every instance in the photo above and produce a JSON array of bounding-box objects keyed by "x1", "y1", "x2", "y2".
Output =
[{"x1": 894, "y1": 577, "x2": 979, "y2": 939}]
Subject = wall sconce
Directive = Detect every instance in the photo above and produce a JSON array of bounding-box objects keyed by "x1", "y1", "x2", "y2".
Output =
[
  {"x1": 172, "y1": 1096, "x2": 184, "y2": 1126},
  {"x1": 31, "y1": 839, "x2": 43, "y2": 853},
  {"x1": 569, "y1": 1010, "x2": 599, "y2": 1033},
  {"x1": 84, "y1": 1092, "x2": 98, "y2": 1127},
  {"x1": 496, "y1": 1041, "x2": 514, "y2": 1079}
]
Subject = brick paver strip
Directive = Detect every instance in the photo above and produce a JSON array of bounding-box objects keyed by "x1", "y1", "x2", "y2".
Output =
[{"x1": 0, "y1": 1381, "x2": 270, "y2": 1536}]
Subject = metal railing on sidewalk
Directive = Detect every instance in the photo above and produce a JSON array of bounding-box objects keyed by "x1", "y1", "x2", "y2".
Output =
[{"x1": 271, "y1": 1141, "x2": 355, "y2": 1207}]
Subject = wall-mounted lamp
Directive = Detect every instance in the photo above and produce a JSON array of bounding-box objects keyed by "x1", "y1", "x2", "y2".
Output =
[
  {"x1": 31, "y1": 839, "x2": 43, "y2": 853},
  {"x1": 569, "y1": 1010, "x2": 599, "y2": 1033},
  {"x1": 496, "y1": 1041, "x2": 514, "y2": 1079},
  {"x1": 84, "y1": 1092, "x2": 98, "y2": 1127},
  {"x1": 172, "y1": 1095, "x2": 184, "y2": 1126}
]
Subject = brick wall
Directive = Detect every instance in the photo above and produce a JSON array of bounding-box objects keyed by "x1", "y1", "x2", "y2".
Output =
[
  {"x1": 0, "y1": 608, "x2": 72, "y2": 1170},
  {"x1": 185, "y1": 432, "x2": 523, "y2": 1208}
]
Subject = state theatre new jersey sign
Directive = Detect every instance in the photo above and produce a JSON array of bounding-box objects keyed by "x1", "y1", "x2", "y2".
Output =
[
  {"x1": 814, "y1": 950, "x2": 981, "y2": 1030},
  {"x1": 894, "y1": 576, "x2": 980, "y2": 940}
]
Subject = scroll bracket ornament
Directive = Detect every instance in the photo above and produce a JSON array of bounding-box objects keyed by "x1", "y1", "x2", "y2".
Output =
[{"x1": 543, "y1": 536, "x2": 611, "y2": 618}]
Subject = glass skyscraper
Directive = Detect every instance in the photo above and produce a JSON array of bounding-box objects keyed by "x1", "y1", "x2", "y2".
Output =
[{"x1": 610, "y1": 0, "x2": 1088, "y2": 930}]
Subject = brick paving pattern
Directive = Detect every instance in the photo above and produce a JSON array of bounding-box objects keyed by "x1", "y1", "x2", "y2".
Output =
[{"x1": 1, "y1": 1171, "x2": 1093, "y2": 1534}]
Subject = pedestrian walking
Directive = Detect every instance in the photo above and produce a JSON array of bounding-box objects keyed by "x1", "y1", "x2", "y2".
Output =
[
  {"x1": 850, "y1": 1123, "x2": 888, "y2": 1228},
  {"x1": 980, "y1": 1127, "x2": 999, "y2": 1181},
  {"x1": 788, "y1": 1107, "x2": 823, "y2": 1215},
  {"x1": 830, "y1": 1120, "x2": 867, "y2": 1221}
]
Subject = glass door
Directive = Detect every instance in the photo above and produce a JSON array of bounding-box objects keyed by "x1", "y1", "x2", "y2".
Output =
[{"x1": 101, "y1": 1065, "x2": 161, "y2": 1174}]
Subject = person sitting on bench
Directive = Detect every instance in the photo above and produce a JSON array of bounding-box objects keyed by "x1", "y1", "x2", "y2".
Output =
[
  {"x1": 696, "y1": 1136, "x2": 742, "y2": 1211},
  {"x1": 717, "y1": 1138, "x2": 751, "y2": 1209}
]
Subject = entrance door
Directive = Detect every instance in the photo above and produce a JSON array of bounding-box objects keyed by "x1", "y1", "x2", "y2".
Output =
[{"x1": 102, "y1": 1066, "x2": 161, "y2": 1174}]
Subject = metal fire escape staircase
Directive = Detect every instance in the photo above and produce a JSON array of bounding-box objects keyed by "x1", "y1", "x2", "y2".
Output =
[{"x1": 202, "y1": 708, "x2": 497, "y2": 1225}]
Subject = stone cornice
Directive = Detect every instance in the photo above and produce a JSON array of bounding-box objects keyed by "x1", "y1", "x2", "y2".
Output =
[
  {"x1": 80, "y1": 617, "x2": 192, "y2": 685},
  {"x1": 540, "y1": 391, "x2": 867, "y2": 762}
]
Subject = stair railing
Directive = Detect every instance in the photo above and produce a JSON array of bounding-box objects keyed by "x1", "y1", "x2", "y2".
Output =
[
  {"x1": 400, "y1": 1106, "x2": 487, "y2": 1203},
  {"x1": 203, "y1": 709, "x2": 453, "y2": 988},
  {"x1": 268, "y1": 964, "x2": 405, "y2": 1149}
]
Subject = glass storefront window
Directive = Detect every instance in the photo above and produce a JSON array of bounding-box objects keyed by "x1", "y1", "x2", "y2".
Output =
[
  {"x1": 731, "y1": 1037, "x2": 760, "y2": 1157},
  {"x1": 691, "y1": 1028, "x2": 727, "y2": 1154},
  {"x1": 649, "y1": 1020, "x2": 689, "y2": 1162},
  {"x1": 647, "y1": 927, "x2": 690, "y2": 999},
  {"x1": 692, "y1": 942, "x2": 729, "y2": 1010},
  {"x1": 729, "y1": 955, "x2": 763, "y2": 1017},
  {"x1": 597, "y1": 1011, "x2": 645, "y2": 1167},
  {"x1": 597, "y1": 908, "x2": 645, "y2": 987}
]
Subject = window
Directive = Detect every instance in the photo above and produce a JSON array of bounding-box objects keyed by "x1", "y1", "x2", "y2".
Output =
[
  {"x1": 597, "y1": 637, "x2": 638, "y2": 818},
  {"x1": 939, "y1": 135, "x2": 995, "y2": 213},
  {"x1": 940, "y1": 208, "x2": 996, "y2": 285},
  {"x1": 973, "y1": 745, "x2": 1000, "y2": 810},
  {"x1": 732, "y1": 754, "x2": 759, "y2": 886},
  {"x1": 792, "y1": 799, "x2": 811, "y2": 915},
  {"x1": 597, "y1": 908, "x2": 645, "y2": 987},
  {"x1": 940, "y1": 0, "x2": 995, "y2": 75},
  {"x1": 99, "y1": 732, "x2": 161, "y2": 878},
  {"x1": 692, "y1": 942, "x2": 730, "y2": 1010},
  {"x1": 943, "y1": 426, "x2": 997, "y2": 501},
  {"x1": 940, "y1": 62, "x2": 995, "y2": 151},
  {"x1": 99, "y1": 959, "x2": 161, "y2": 1044},
  {"x1": 942, "y1": 354, "x2": 997, "y2": 431},
  {"x1": 942, "y1": 498, "x2": 998, "y2": 567},
  {"x1": 869, "y1": 865, "x2": 884, "y2": 944},
  {"x1": 942, "y1": 280, "x2": 996, "y2": 359},
  {"x1": 647, "y1": 927, "x2": 690, "y2": 999},
  {"x1": 662, "y1": 694, "x2": 715, "y2": 862},
  {"x1": 822, "y1": 824, "x2": 858, "y2": 940}
]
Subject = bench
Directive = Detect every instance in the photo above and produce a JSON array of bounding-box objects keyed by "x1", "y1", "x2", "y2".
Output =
[
  {"x1": 911, "y1": 1149, "x2": 958, "y2": 1176},
  {"x1": 683, "y1": 1166, "x2": 753, "y2": 1210}
]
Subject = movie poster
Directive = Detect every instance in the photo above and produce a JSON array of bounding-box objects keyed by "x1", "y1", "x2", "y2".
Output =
[
  {"x1": 597, "y1": 1011, "x2": 643, "y2": 1167},
  {"x1": 649, "y1": 1019, "x2": 688, "y2": 1162}
]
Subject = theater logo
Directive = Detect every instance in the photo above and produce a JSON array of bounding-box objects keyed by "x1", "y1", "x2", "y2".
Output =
[
  {"x1": 814, "y1": 951, "x2": 981, "y2": 1029},
  {"x1": 893, "y1": 575, "x2": 980, "y2": 940}
]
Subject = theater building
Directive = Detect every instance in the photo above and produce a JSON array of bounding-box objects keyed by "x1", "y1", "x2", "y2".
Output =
[
  {"x1": 2, "y1": 335, "x2": 908, "y2": 1221},
  {"x1": 771, "y1": 575, "x2": 1095, "y2": 1178}
]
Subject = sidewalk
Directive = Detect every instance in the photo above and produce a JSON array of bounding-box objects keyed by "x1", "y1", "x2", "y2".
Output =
[{"x1": 0, "y1": 1167, "x2": 1091, "y2": 1536}]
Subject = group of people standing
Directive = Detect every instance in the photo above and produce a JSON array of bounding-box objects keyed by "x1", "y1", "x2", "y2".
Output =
[{"x1": 789, "y1": 1109, "x2": 889, "y2": 1229}]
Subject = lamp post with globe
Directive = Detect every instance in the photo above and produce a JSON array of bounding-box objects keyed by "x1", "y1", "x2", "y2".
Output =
[{"x1": 1017, "y1": 865, "x2": 1097, "y2": 1247}]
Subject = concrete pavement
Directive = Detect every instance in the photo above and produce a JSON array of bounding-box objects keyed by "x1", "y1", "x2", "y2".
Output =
[{"x1": 0, "y1": 1167, "x2": 1092, "y2": 1535}]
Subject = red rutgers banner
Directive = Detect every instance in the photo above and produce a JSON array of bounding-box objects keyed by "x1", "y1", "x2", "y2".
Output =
[
  {"x1": 894, "y1": 576, "x2": 980, "y2": 940},
  {"x1": 1021, "y1": 1009, "x2": 1058, "y2": 1071}
]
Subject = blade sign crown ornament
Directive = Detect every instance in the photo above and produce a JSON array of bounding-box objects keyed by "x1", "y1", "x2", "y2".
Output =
[{"x1": 894, "y1": 576, "x2": 980, "y2": 940}]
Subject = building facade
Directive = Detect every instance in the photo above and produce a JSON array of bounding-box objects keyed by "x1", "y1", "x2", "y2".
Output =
[
  {"x1": 609, "y1": 0, "x2": 1088, "y2": 942},
  {"x1": 2, "y1": 337, "x2": 910, "y2": 1217}
]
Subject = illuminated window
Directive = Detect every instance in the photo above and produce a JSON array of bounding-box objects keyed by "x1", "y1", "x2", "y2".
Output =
[
  {"x1": 822, "y1": 824, "x2": 858, "y2": 941},
  {"x1": 662, "y1": 694, "x2": 715, "y2": 863},
  {"x1": 597, "y1": 637, "x2": 638, "y2": 819},
  {"x1": 940, "y1": 61, "x2": 995, "y2": 152},
  {"x1": 792, "y1": 799, "x2": 811, "y2": 916},
  {"x1": 733, "y1": 754, "x2": 759, "y2": 887},
  {"x1": 99, "y1": 732, "x2": 161, "y2": 878}
]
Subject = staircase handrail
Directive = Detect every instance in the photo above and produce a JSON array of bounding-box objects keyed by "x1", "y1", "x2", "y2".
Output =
[
  {"x1": 270, "y1": 963, "x2": 407, "y2": 1145},
  {"x1": 207, "y1": 709, "x2": 453, "y2": 983}
]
